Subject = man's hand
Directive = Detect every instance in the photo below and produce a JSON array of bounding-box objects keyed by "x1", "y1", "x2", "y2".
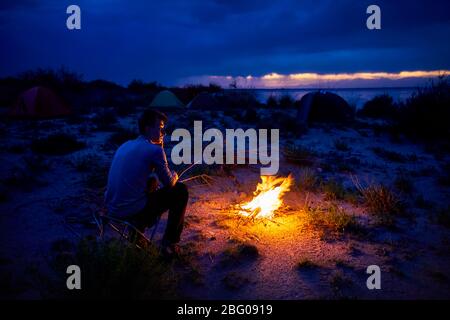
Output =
[{"x1": 172, "y1": 171, "x2": 179, "y2": 185}]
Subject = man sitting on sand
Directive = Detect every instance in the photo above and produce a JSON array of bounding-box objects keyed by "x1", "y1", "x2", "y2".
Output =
[{"x1": 104, "y1": 109, "x2": 188, "y2": 256}]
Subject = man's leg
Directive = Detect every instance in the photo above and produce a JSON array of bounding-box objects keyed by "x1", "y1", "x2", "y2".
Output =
[
  {"x1": 161, "y1": 183, "x2": 189, "y2": 244},
  {"x1": 130, "y1": 182, "x2": 188, "y2": 244}
]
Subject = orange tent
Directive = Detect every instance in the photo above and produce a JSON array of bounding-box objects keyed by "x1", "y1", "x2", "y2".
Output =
[{"x1": 10, "y1": 86, "x2": 71, "y2": 118}]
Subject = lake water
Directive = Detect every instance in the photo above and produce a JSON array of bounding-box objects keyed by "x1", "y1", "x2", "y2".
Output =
[{"x1": 238, "y1": 87, "x2": 416, "y2": 109}]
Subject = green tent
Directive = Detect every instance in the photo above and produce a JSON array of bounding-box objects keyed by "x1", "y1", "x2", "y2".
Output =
[
  {"x1": 149, "y1": 90, "x2": 184, "y2": 109},
  {"x1": 186, "y1": 92, "x2": 222, "y2": 109}
]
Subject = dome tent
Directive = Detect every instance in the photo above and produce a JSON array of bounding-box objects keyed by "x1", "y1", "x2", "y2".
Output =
[
  {"x1": 149, "y1": 90, "x2": 185, "y2": 109},
  {"x1": 296, "y1": 91, "x2": 354, "y2": 124},
  {"x1": 9, "y1": 86, "x2": 71, "y2": 118},
  {"x1": 186, "y1": 92, "x2": 222, "y2": 109}
]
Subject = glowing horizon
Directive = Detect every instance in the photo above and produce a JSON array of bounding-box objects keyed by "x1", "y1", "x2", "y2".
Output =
[{"x1": 178, "y1": 70, "x2": 449, "y2": 88}]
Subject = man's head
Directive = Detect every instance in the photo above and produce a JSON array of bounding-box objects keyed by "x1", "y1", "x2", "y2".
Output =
[{"x1": 138, "y1": 109, "x2": 168, "y2": 144}]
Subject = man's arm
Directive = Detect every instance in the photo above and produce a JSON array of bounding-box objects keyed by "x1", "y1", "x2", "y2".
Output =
[{"x1": 153, "y1": 145, "x2": 178, "y2": 187}]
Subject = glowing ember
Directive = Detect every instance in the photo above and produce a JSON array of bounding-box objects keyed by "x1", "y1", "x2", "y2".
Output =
[{"x1": 239, "y1": 174, "x2": 294, "y2": 219}]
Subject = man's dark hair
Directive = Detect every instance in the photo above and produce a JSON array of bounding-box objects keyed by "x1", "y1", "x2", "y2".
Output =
[{"x1": 138, "y1": 109, "x2": 168, "y2": 134}]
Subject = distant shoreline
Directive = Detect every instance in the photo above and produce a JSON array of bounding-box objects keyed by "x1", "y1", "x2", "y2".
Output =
[{"x1": 226, "y1": 86, "x2": 418, "y2": 91}]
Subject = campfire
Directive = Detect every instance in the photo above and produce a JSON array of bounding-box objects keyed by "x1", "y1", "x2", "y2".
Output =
[{"x1": 238, "y1": 174, "x2": 294, "y2": 220}]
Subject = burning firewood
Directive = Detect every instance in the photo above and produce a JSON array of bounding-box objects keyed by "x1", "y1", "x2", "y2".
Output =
[{"x1": 238, "y1": 174, "x2": 294, "y2": 220}]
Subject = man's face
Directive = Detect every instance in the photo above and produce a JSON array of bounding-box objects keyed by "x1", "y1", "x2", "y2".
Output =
[{"x1": 147, "y1": 119, "x2": 165, "y2": 144}]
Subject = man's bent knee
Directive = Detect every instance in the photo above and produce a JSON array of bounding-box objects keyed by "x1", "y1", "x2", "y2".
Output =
[{"x1": 173, "y1": 182, "x2": 188, "y2": 201}]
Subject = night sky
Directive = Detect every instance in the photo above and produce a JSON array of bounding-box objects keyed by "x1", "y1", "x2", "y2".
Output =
[{"x1": 1, "y1": 0, "x2": 449, "y2": 87}]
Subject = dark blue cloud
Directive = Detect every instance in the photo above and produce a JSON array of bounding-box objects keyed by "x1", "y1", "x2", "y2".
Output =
[
  {"x1": 0, "y1": 0, "x2": 39, "y2": 11},
  {"x1": 0, "y1": 0, "x2": 449, "y2": 85}
]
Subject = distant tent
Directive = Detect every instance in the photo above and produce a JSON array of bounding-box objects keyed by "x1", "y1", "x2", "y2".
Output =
[
  {"x1": 149, "y1": 90, "x2": 184, "y2": 109},
  {"x1": 10, "y1": 86, "x2": 71, "y2": 118},
  {"x1": 296, "y1": 91, "x2": 353, "y2": 124},
  {"x1": 187, "y1": 92, "x2": 221, "y2": 109},
  {"x1": 220, "y1": 91, "x2": 260, "y2": 109}
]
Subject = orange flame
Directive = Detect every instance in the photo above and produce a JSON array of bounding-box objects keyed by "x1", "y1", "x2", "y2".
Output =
[{"x1": 239, "y1": 175, "x2": 294, "y2": 219}]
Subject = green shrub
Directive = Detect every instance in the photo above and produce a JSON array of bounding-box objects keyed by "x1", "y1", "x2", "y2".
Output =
[
  {"x1": 321, "y1": 179, "x2": 347, "y2": 201},
  {"x1": 297, "y1": 168, "x2": 320, "y2": 192},
  {"x1": 358, "y1": 94, "x2": 398, "y2": 119},
  {"x1": 48, "y1": 237, "x2": 177, "y2": 299},
  {"x1": 303, "y1": 203, "x2": 360, "y2": 235},
  {"x1": 242, "y1": 108, "x2": 259, "y2": 122},
  {"x1": 279, "y1": 95, "x2": 294, "y2": 108},
  {"x1": 266, "y1": 95, "x2": 278, "y2": 108},
  {"x1": 354, "y1": 179, "x2": 403, "y2": 226},
  {"x1": 330, "y1": 271, "x2": 352, "y2": 292},
  {"x1": 218, "y1": 91, "x2": 260, "y2": 109},
  {"x1": 325, "y1": 205, "x2": 360, "y2": 234},
  {"x1": 221, "y1": 243, "x2": 259, "y2": 266},
  {"x1": 396, "y1": 76, "x2": 450, "y2": 140},
  {"x1": 224, "y1": 243, "x2": 259, "y2": 259}
]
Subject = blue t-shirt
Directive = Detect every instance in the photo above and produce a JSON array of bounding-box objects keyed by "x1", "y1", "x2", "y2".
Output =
[{"x1": 104, "y1": 136, "x2": 176, "y2": 218}]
